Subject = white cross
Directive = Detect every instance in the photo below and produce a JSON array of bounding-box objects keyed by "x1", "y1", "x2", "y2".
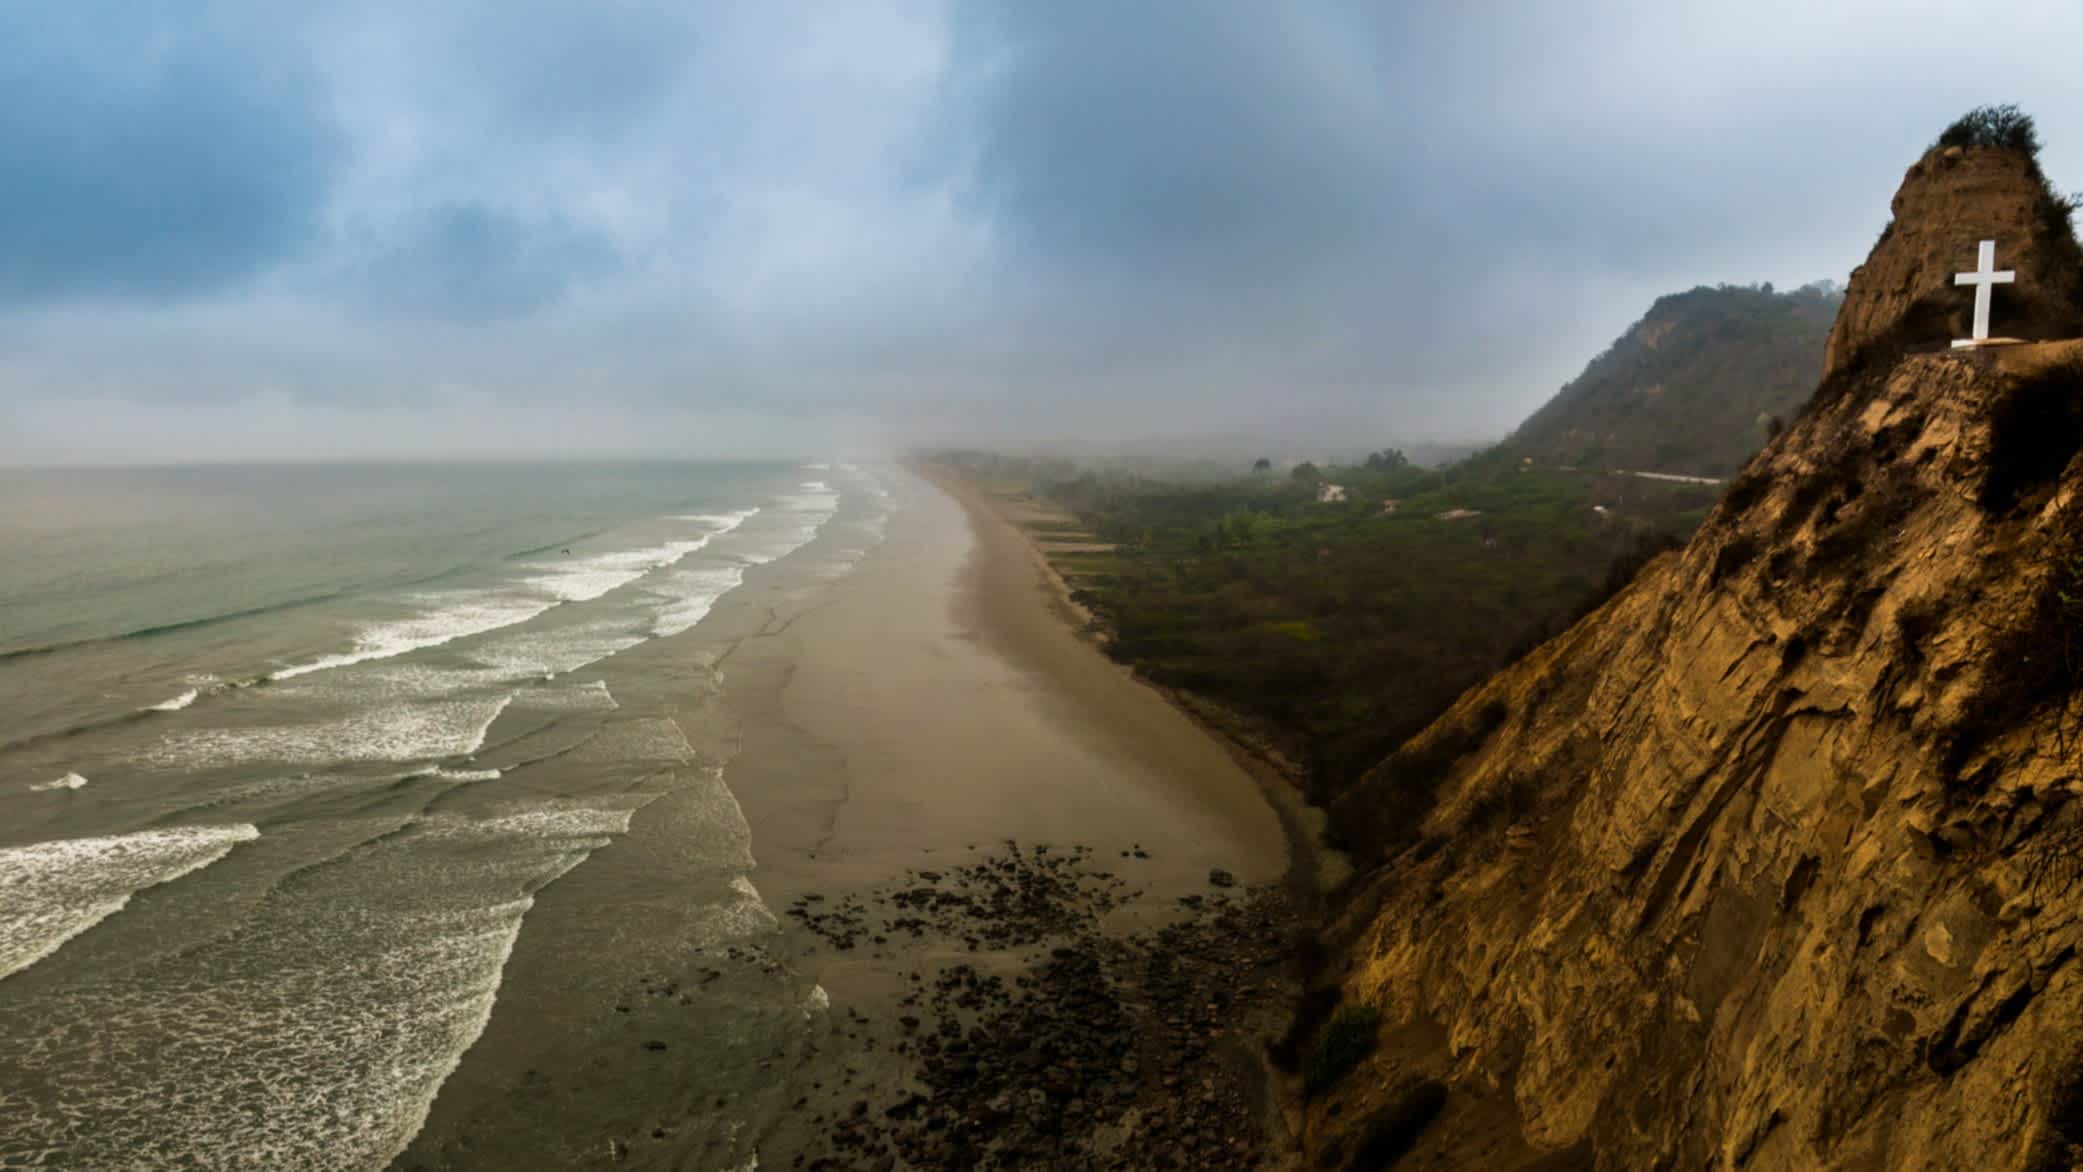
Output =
[{"x1": 1951, "y1": 239, "x2": 2015, "y2": 347}]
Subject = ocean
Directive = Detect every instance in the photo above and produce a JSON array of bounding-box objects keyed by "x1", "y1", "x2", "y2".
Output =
[{"x1": 0, "y1": 461, "x2": 893, "y2": 1169}]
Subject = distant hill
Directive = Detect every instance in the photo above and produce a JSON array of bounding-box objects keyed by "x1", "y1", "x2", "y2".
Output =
[{"x1": 1498, "y1": 282, "x2": 1842, "y2": 478}]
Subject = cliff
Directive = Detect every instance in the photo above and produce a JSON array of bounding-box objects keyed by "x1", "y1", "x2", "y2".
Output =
[
  {"x1": 1310, "y1": 135, "x2": 2083, "y2": 1168},
  {"x1": 1501, "y1": 283, "x2": 1840, "y2": 479},
  {"x1": 1824, "y1": 142, "x2": 2083, "y2": 378}
]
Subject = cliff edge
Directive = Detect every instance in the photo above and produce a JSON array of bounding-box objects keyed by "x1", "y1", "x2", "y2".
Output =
[{"x1": 1312, "y1": 124, "x2": 2083, "y2": 1169}]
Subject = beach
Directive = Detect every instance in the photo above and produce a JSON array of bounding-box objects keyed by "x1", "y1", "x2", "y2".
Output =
[{"x1": 392, "y1": 464, "x2": 1308, "y2": 1169}]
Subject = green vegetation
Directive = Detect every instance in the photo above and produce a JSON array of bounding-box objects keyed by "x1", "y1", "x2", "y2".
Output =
[
  {"x1": 1006, "y1": 453, "x2": 1714, "y2": 801},
  {"x1": 1938, "y1": 104, "x2": 2041, "y2": 155},
  {"x1": 1303, "y1": 1006, "x2": 1382, "y2": 1096},
  {"x1": 1266, "y1": 619, "x2": 1322, "y2": 643}
]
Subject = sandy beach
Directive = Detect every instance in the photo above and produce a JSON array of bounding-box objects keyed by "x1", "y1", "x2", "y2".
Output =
[
  {"x1": 726, "y1": 466, "x2": 1292, "y2": 910},
  {"x1": 394, "y1": 464, "x2": 1310, "y2": 1171}
]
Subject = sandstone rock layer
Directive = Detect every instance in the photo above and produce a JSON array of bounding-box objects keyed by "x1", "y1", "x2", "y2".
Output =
[
  {"x1": 1318, "y1": 145, "x2": 2083, "y2": 1170},
  {"x1": 1823, "y1": 145, "x2": 2083, "y2": 378}
]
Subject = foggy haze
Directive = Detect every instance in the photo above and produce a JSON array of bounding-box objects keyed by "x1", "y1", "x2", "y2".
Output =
[{"x1": 5, "y1": 1, "x2": 2083, "y2": 463}]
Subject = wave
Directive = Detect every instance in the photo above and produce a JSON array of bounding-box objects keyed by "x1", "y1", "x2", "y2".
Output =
[
  {"x1": 0, "y1": 806, "x2": 630, "y2": 1168},
  {"x1": 271, "y1": 513, "x2": 761, "y2": 683},
  {"x1": 147, "y1": 687, "x2": 202, "y2": 712},
  {"x1": 0, "y1": 707, "x2": 160, "y2": 757},
  {"x1": 672, "y1": 507, "x2": 760, "y2": 528},
  {"x1": 511, "y1": 679, "x2": 619, "y2": 712},
  {"x1": 28, "y1": 772, "x2": 88, "y2": 792},
  {"x1": 414, "y1": 766, "x2": 503, "y2": 783},
  {"x1": 652, "y1": 565, "x2": 748, "y2": 637},
  {"x1": 0, "y1": 588, "x2": 363, "y2": 665},
  {"x1": 0, "y1": 675, "x2": 222, "y2": 756},
  {"x1": 270, "y1": 593, "x2": 559, "y2": 681},
  {"x1": 146, "y1": 694, "x2": 514, "y2": 770},
  {"x1": 466, "y1": 621, "x2": 647, "y2": 679},
  {"x1": 0, "y1": 823, "x2": 258, "y2": 981},
  {"x1": 524, "y1": 540, "x2": 711, "y2": 604}
]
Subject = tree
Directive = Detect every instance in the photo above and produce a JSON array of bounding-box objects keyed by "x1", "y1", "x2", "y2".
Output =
[
  {"x1": 1252, "y1": 457, "x2": 1273, "y2": 474},
  {"x1": 1291, "y1": 461, "x2": 1323, "y2": 483},
  {"x1": 1937, "y1": 104, "x2": 2041, "y2": 156},
  {"x1": 1364, "y1": 449, "x2": 1409, "y2": 472}
]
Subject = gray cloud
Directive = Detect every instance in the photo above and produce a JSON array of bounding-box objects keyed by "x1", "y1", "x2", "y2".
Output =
[
  {"x1": 8, "y1": 1, "x2": 2083, "y2": 462},
  {"x1": 332, "y1": 203, "x2": 623, "y2": 321},
  {"x1": 0, "y1": 3, "x2": 344, "y2": 302}
]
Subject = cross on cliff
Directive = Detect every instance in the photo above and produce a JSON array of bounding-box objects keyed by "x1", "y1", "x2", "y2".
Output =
[{"x1": 1951, "y1": 238, "x2": 2015, "y2": 347}]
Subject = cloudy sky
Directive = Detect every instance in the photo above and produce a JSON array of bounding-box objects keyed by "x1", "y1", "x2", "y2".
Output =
[{"x1": 5, "y1": 1, "x2": 2083, "y2": 462}]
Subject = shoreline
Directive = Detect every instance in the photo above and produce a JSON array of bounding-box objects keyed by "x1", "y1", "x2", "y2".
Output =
[
  {"x1": 721, "y1": 466, "x2": 1316, "y2": 1168},
  {"x1": 914, "y1": 461, "x2": 1348, "y2": 911},
  {"x1": 395, "y1": 463, "x2": 1321, "y2": 1169}
]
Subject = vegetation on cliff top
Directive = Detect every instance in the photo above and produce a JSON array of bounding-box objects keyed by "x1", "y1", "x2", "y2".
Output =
[{"x1": 1936, "y1": 103, "x2": 2041, "y2": 155}]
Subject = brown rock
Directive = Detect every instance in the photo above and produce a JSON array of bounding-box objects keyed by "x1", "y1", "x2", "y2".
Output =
[
  {"x1": 1823, "y1": 143, "x2": 2083, "y2": 379},
  {"x1": 1320, "y1": 129, "x2": 2083, "y2": 1170}
]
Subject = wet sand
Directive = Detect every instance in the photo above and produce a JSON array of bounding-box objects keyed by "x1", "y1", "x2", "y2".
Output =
[
  {"x1": 397, "y1": 465, "x2": 1307, "y2": 1170},
  {"x1": 723, "y1": 465, "x2": 1292, "y2": 964},
  {"x1": 919, "y1": 464, "x2": 1340, "y2": 904},
  {"x1": 728, "y1": 467, "x2": 1308, "y2": 1168}
]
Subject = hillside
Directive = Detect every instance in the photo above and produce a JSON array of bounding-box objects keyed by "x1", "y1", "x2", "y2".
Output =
[
  {"x1": 1498, "y1": 282, "x2": 1841, "y2": 479},
  {"x1": 1306, "y1": 122, "x2": 2083, "y2": 1167}
]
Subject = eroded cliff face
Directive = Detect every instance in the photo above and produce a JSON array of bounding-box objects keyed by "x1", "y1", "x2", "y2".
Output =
[
  {"x1": 1823, "y1": 144, "x2": 2083, "y2": 378},
  {"x1": 1315, "y1": 150, "x2": 2083, "y2": 1170}
]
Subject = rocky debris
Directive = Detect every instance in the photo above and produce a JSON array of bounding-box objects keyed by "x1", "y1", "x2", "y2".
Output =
[
  {"x1": 779, "y1": 843, "x2": 1298, "y2": 1171},
  {"x1": 785, "y1": 842, "x2": 1133, "y2": 953}
]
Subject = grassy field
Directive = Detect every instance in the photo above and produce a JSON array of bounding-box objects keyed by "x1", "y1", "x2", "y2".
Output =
[{"x1": 940, "y1": 451, "x2": 1715, "y2": 802}]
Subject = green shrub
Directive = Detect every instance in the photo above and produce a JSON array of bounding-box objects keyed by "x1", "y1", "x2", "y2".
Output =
[
  {"x1": 1937, "y1": 104, "x2": 2041, "y2": 155},
  {"x1": 1304, "y1": 1005, "x2": 1382, "y2": 1095}
]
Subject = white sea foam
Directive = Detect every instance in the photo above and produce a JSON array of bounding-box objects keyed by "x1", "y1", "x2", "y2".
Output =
[
  {"x1": 672, "y1": 507, "x2": 759, "y2": 529},
  {"x1": 0, "y1": 807, "x2": 630, "y2": 1169},
  {"x1": 147, "y1": 695, "x2": 514, "y2": 769},
  {"x1": 270, "y1": 515, "x2": 758, "y2": 683},
  {"x1": 468, "y1": 622, "x2": 648, "y2": 678},
  {"x1": 732, "y1": 482, "x2": 841, "y2": 569},
  {"x1": 691, "y1": 875, "x2": 781, "y2": 947},
  {"x1": 284, "y1": 662, "x2": 516, "y2": 703},
  {"x1": 0, "y1": 824, "x2": 258, "y2": 981},
  {"x1": 147, "y1": 688, "x2": 200, "y2": 712},
  {"x1": 652, "y1": 565, "x2": 747, "y2": 637},
  {"x1": 680, "y1": 763, "x2": 758, "y2": 874},
  {"x1": 28, "y1": 772, "x2": 87, "y2": 792},
  {"x1": 525, "y1": 545, "x2": 695, "y2": 603},
  {"x1": 272, "y1": 593, "x2": 558, "y2": 680},
  {"x1": 513, "y1": 678, "x2": 619, "y2": 712}
]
